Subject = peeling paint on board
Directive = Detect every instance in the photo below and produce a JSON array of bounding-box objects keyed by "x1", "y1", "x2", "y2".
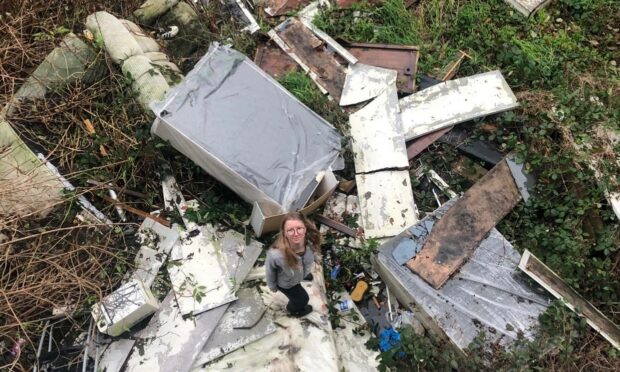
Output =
[
  {"x1": 340, "y1": 63, "x2": 397, "y2": 106},
  {"x1": 356, "y1": 170, "x2": 419, "y2": 239},
  {"x1": 400, "y1": 71, "x2": 518, "y2": 141},
  {"x1": 349, "y1": 85, "x2": 408, "y2": 173}
]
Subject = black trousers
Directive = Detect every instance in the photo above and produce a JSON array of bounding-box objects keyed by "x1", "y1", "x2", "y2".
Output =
[{"x1": 277, "y1": 284, "x2": 309, "y2": 313}]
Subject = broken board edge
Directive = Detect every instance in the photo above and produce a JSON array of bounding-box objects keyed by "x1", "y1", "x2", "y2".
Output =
[{"x1": 519, "y1": 249, "x2": 620, "y2": 350}]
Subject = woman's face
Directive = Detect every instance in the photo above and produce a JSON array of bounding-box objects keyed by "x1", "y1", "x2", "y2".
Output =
[{"x1": 284, "y1": 218, "x2": 306, "y2": 246}]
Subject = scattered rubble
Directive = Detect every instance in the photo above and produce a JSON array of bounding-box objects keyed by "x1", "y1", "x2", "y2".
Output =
[{"x1": 3, "y1": 1, "x2": 618, "y2": 371}]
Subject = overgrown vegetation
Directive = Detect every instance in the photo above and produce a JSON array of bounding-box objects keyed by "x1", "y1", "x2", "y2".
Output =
[{"x1": 1, "y1": 0, "x2": 618, "y2": 370}]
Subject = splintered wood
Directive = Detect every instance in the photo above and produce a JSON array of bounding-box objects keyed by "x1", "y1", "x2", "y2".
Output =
[
  {"x1": 407, "y1": 159, "x2": 521, "y2": 288},
  {"x1": 274, "y1": 18, "x2": 346, "y2": 100}
]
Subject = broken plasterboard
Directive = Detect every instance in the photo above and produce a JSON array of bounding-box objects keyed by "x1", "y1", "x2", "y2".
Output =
[
  {"x1": 373, "y1": 200, "x2": 550, "y2": 353},
  {"x1": 97, "y1": 338, "x2": 136, "y2": 372},
  {"x1": 349, "y1": 85, "x2": 408, "y2": 173},
  {"x1": 272, "y1": 18, "x2": 347, "y2": 100},
  {"x1": 124, "y1": 226, "x2": 263, "y2": 372},
  {"x1": 203, "y1": 264, "x2": 339, "y2": 371},
  {"x1": 168, "y1": 225, "x2": 237, "y2": 316},
  {"x1": 190, "y1": 287, "x2": 277, "y2": 367},
  {"x1": 129, "y1": 218, "x2": 180, "y2": 288},
  {"x1": 356, "y1": 170, "x2": 419, "y2": 239},
  {"x1": 151, "y1": 43, "x2": 341, "y2": 223},
  {"x1": 504, "y1": 0, "x2": 552, "y2": 17},
  {"x1": 407, "y1": 159, "x2": 521, "y2": 289},
  {"x1": 399, "y1": 70, "x2": 519, "y2": 141},
  {"x1": 344, "y1": 41, "x2": 419, "y2": 94},
  {"x1": 519, "y1": 250, "x2": 620, "y2": 350},
  {"x1": 340, "y1": 63, "x2": 398, "y2": 106}
]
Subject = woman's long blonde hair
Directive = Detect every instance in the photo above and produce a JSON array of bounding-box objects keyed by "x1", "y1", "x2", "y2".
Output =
[{"x1": 273, "y1": 212, "x2": 320, "y2": 268}]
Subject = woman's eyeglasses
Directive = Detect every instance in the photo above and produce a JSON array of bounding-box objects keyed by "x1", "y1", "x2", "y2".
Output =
[{"x1": 285, "y1": 227, "x2": 306, "y2": 236}]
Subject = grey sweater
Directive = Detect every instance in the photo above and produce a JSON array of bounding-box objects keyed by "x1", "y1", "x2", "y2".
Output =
[{"x1": 265, "y1": 246, "x2": 315, "y2": 291}]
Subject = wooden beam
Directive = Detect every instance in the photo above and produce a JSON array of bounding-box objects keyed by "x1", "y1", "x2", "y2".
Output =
[
  {"x1": 519, "y1": 250, "x2": 620, "y2": 350},
  {"x1": 102, "y1": 196, "x2": 170, "y2": 227},
  {"x1": 315, "y1": 214, "x2": 357, "y2": 238}
]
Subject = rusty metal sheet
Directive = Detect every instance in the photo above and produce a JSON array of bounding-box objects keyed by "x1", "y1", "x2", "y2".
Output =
[
  {"x1": 519, "y1": 250, "x2": 620, "y2": 350},
  {"x1": 254, "y1": 43, "x2": 299, "y2": 79},
  {"x1": 406, "y1": 127, "x2": 452, "y2": 161},
  {"x1": 274, "y1": 18, "x2": 346, "y2": 100},
  {"x1": 406, "y1": 159, "x2": 521, "y2": 289},
  {"x1": 344, "y1": 42, "x2": 419, "y2": 94},
  {"x1": 264, "y1": 0, "x2": 310, "y2": 16}
]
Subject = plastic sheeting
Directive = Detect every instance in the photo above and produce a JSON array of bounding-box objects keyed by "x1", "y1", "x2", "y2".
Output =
[
  {"x1": 151, "y1": 43, "x2": 342, "y2": 212},
  {"x1": 374, "y1": 199, "x2": 550, "y2": 351}
]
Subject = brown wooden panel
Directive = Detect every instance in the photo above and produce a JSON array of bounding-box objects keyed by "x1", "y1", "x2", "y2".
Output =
[
  {"x1": 406, "y1": 159, "x2": 521, "y2": 288},
  {"x1": 276, "y1": 19, "x2": 346, "y2": 100},
  {"x1": 254, "y1": 43, "x2": 299, "y2": 79}
]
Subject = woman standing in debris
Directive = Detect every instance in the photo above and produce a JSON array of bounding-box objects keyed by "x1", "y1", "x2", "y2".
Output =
[{"x1": 265, "y1": 212, "x2": 320, "y2": 317}]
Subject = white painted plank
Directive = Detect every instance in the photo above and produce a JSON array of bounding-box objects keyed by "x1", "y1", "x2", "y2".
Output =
[
  {"x1": 400, "y1": 70, "x2": 518, "y2": 141},
  {"x1": 340, "y1": 63, "x2": 397, "y2": 106},
  {"x1": 349, "y1": 85, "x2": 409, "y2": 173},
  {"x1": 356, "y1": 170, "x2": 419, "y2": 239},
  {"x1": 168, "y1": 226, "x2": 237, "y2": 316}
]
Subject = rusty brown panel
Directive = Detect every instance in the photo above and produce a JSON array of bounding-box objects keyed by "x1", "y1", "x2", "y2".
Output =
[
  {"x1": 345, "y1": 42, "x2": 419, "y2": 94},
  {"x1": 406, "y1": 126, "x2": 453, "y2": 161},
  {"x1": 277, "y1": 19, "x2": 346, "y2": 100},
  {"x1": 406, "y1": 159, "x2": 521, "y2": 289},
  {"x1": 254, "y1": 43, "x2": 299, "y2": 79},
  {"x1": 264, "y1": 0, "x2": 310, "y2": 17}
]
